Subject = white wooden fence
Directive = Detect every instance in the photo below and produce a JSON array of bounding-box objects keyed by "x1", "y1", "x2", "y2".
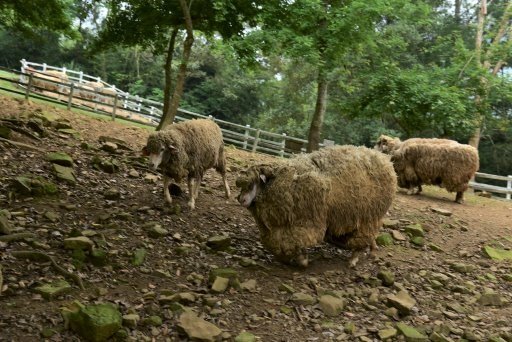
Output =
[
  {"x1": 15, "y1": 60, "x2": 512, "y2": 200},
  {"x1": 470, "y1": 172, "x2": 512, "y2": 200}
]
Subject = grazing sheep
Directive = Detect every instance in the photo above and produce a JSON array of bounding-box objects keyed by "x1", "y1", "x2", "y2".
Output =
[
  {"x1": 375, "y1": 135, "x2": 479, "y2": 203},
  {"x1": 143, "y1": 119, "x2": 230, "y2": 209},
  {"x1": 236, "y1": 145, "x2": 397, "y2": 268}
]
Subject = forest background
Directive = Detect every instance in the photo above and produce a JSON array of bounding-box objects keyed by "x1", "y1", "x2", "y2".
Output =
[{"x1": 0, "y1": 0, "x2": 511, "y2": 176}]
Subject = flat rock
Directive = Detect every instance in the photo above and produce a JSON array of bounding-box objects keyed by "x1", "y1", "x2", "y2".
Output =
[
  {"x1": 387, "y1": 290, "x2": 416, "y2": 315},
  {"x1": 235, "y1": 332, "x2": 256, "y2": 342},
  {"x1": 431, "y1": 207, "x2": 452, "y2": 216},
  {"x1": 122, "y1": 314, "x2": 140, "y2": 328},
  {"x1": 177, "y1": 312, "x2": 222, "y2": 342},
  {"x1": 65, "y1": 302, "x2": 122, "y2": 342},
  {"x1": 47, "y1": 152, "x2": 73, "y2": 167},
  {"x1": 63, "y1": 236, "x2": 94, "y2": 250},
  {"x1": 378, "y1": 328, "x2": 398, "y2": 340},
  {"x1": 52, "y1": 164, "x2": 76, "y2": 184},
  {"x1": 404, "y1": 224, "x2": 424, "y2": 237},
  {"x1": 211, "y1": 276, "x2": 230, "y2": 293},
  {"x1": 376, "y1": 233, "x2": 394, "y2": 246},
  {"x1": 206, "y1": 235, "x2": 231, "y2": 251},
  {"x1": 240, "y1": 279, "x2": 257, "y2": 292},
  {"x1": 318, "y1": 295, "x2": 345, "y2": 316},
  {"x1": 396, "y1": 323, "x2": 428, "y2": 341},
  {"x1": 34, "y1": 280, "x2": 72, "y2": 300},
  {"x1": 0, "y1": 215, "x2": 12, "y2": 235},
  {"x1": 290, "y1": 292, "x2": 316, "y2": 306},
  {"x1": 391, "y1": 230, "x2": 406, "y2": 241}
]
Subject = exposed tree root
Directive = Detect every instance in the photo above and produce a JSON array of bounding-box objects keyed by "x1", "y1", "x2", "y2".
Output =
[
  {"x1": 11, "y1": 250, "x2": 85, "y2": 290},
  {"x1": 0, "y1": 232, "x2": 36, "y2": 242},
  {"x1": 0, "y1": 137, "x2": 44, "y2": 152}
]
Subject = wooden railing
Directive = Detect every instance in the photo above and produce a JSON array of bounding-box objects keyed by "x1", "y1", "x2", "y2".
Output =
[
  {"x1": 470, "y1": 172, "x2": 512, "y2": 200},
  {"x1": 2, "y1": 65, "x2": 330, "y2": 157}
]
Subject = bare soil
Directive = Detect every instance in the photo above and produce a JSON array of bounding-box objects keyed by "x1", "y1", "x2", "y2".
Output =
[{"x1": 0, "y1": 95, "x2": 511, "y2": 341}]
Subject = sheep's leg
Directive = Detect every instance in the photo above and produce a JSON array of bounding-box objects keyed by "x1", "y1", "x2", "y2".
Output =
[
  {"x1": 163, "y1": 175, "x2": 172, "y2": 205},
  {"x1": 296, "y1": 252, "x2": 309, "y2": 268},
  {"x1": 222, "y1": 172, "x2": 231, "y2": 199},
  {"x1": 194, "y1": 175, "x2": 202, "y2": 198},
  {"x1": 455, "y1": 191, "x2": 464, "y2": 204},
  {"x1": 369, "y1": 239, "x2": 379, "y2": 259},
  {"x1": 416, "y1": 184, "x2": 423, "y2": 194},
  {"x1": 187, "y1": 177, "x2": 196, "y2": 210},
  {"x1": 349, "y1": 250, "x2": 362, "y2": 268}
]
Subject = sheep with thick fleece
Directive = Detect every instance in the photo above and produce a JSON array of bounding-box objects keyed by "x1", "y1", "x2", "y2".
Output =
[
  {"x1": 236, "y1": 145, "x2": 397, "y2": 267},
  {"x1": 375, "y1": 135, "x2": 479, "y2": 203},
  {"x1": 143, "y1": 119, "x2": 230, "y2": 209},
  {"x1": 24, "y1": 67, "x2": 69, "y2": 94}
]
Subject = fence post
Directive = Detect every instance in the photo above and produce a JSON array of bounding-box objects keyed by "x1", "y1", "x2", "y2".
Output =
[
  {"x1": 111, "y1": 93, "x2": 118, "y2": 121},
  {"x1": 67, "y1": 83, "x2": 75, "y2": 109},
  {"x1": 280, "y1": 133, "x2": 287, "y2": 157},
  {"x1": 252, "y1": 129, "x2": 261, "y2": 153},
  {"x1": 42, "y1": 63, "x2": 47, "y2": 71},
  {"x1": 243, "y1": 124, "x2": 250, "y2": 150},
  {"x1": 136, "y1": 96, "x2": 141, "y2": 112},
  {"x1": 507, "y1": 175, "x2": 512, "y2": 201},
  {"x1": 25, "y1": 73, "x2": 33, "y2": 100},
  {"x1": 62, "y1": 67, "x2": 67, "y2": 75},
  {"x1": 79, "y1": 71, "x2": 83, "y2": 83},
  {"x1": 123, "y1": 93, "x2": 129, "y2": 109}
]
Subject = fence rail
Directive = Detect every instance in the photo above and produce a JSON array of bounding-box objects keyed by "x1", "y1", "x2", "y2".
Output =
[
  {"x1": 470, "y1": 172, "x2": 512, "y2": 200},
  {"x1": 3, "y1": 63, "x2": 328, "y2": 157}
]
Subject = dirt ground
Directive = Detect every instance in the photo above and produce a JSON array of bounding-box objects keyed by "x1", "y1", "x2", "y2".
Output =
[{"x1": 0, "y1": 94, "x2": 511, "y2": 342}]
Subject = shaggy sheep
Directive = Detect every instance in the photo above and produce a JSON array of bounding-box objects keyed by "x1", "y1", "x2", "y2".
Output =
[
  {"x1": 236, "y1": 145, "x2": 397, "y2": 268},
  {"x1": 375, "y1": 135, "x2": 479, "y2": 203},
  {"x1": 24, "y1": 67, "x2": 69, "y2": 94},
  {"x1": 143, "y1": 119, "x2": 230, "y2": 209}
]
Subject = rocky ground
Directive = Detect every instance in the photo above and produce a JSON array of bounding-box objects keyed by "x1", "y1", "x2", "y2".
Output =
[{"x1": 0, "y1": 94, "x2": 512, "y2": 342}]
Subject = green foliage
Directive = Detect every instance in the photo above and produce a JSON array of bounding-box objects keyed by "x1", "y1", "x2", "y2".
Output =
[{"x1": 0, "y1": 0, "x2": 72, "y2": 36}]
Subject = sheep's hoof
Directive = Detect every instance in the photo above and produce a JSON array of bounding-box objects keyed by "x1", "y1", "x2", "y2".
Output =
[
  {"x1": 406, "y1": 189, "x2": 414, "y2": 195},
  {"x1": 187, "y1": 201, "x2": 195, "y2": 210},
  {"x1": 348, "y1": 256, "x2": 359, "y2": 268},
  {"x1": 296, "y1": 254, "x2": 309, "y2": 268}
]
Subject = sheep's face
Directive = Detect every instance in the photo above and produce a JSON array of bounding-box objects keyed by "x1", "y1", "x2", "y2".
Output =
[
  {"x1": 236, "y1": 172, "x2": 266, "y2": 208},
  {"x1": 143, "y1": 136, "x2": 178, "y2": 170},
  {"x1": 375, "y1": 135, "x2": 397, "y2": 154}
]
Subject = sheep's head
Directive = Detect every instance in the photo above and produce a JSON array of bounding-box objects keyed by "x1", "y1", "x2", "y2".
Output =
[
  {"x1": 235, "y1": 165, "x2": 274, "y2": 208},
  {"x1": 142, "y1": 133, "x2": 178, "y2": 170},
  {"x1": 375, "y1": 135, "x2": 400, "y2": 154}
]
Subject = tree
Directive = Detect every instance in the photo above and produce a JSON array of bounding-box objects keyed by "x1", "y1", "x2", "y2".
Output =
[
  {"x1": 0, "y1": 0, "x2": 71, "y2": 36},
  {"x1": 469, "y1": 0, "x2": 512, "y2": 149},
  {"x1": 98, "y1": 0, "x2": 263, "y2": 130}
]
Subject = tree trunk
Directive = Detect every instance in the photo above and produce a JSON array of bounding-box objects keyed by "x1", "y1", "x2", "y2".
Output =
[
  {"x1": 157, "y1": 0, "x2": 195, "y2": 131},
  {"x1": 454, "y1": 0, "x2": 461, "y2": 23},
  {"x1": 157, "y1": 28, "x2": 179, "y2": 131},
  {"x1": 468, "y1": 0, "x2": 486, "y2": 149},
  {"x1": 307, "y1": 70, "x2": 328, "y2": 152}
]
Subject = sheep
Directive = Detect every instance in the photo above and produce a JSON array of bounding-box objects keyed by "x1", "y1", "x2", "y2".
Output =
[
  {"x1": 142, "y1": 118, "x2": 230, "y2": 209},
  {"x1": 236, "y1": 145, "x2": 397, "y2": 268},
  {"x1": 24, "y1": 67, "x2": 69, "y2": 94},
  {"x1": 375, "y1": 135, "x2": 479, "y2": 203}
]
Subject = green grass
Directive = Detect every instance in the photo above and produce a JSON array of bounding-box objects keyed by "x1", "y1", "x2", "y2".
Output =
[{"x1": 0, "y1": 70, "x2": 155, "y2": 131}]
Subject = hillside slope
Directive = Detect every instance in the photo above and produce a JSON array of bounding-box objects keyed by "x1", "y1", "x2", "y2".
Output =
[{"x1": 0, "y1": 95, "x2": 511, "y2": 341}]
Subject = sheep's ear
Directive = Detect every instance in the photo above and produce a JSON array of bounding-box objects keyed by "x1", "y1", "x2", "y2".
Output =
[
  {"x1": 167, "y1": 144, "x2": 179, "y2": 154},
  {"x1": 141, "y1": 146, "x2": 149, "y2": 156},
  {"x1": 259, "y1": 174, "x2": 266, "y2": 183}
]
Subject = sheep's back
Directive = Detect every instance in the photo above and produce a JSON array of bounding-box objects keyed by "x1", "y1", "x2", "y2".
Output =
[
  {"x1": 166, "y1": 119, "x2": 224, "y2": 175},
  {"x1": 394, "y1": 142, "x2": 479, "y2": 191},
  {"x1": 304, "y1": 145, "x2": 397, "y2": 235}
]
